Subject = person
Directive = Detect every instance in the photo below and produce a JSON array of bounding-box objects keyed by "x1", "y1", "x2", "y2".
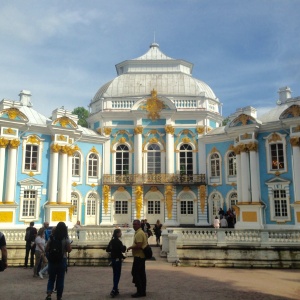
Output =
[
  {"x1": 144, "y1": 219, "x2": 152, "y2": 238},
  {"x1": 45, "y1": 222, "x2": 72, "y2": 300},
  {"x1": 34, "y1": 228, "x2": 46, "y2": 277},
  {"x1": 43, "y1": 222, "x2": 51, "y2": 242},
  {"x1": 24, "y1": 221, "x2": 37, "y2": 269},
  {"x1": 213, "y1": 216, "x2": 220, "y2": 229},
  {"x1": 73, "y1": 220, "x2": 81, "y2": 239},
  {"x1": 108, "y1": 228, "x2": 127, "y2": 298},
  {"x1": 220, "y1": 216, "x2": 228, "y2": 228},
  {"x1": 0, "y1": 231, "x2": 8, "y2": 270},
  {"x1": 153, "y1": 219, "x2": 162, "y2": 246},
  {"x1": 127, "y1": 219, "x2": 148, "y2": 298}
]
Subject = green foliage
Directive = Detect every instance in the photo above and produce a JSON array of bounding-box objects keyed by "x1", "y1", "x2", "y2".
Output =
[
  {"x1": 72, "y1": 107, "x2": 89, "y2": 128},
  {"x1": 222, "y1": 117, "x2": 230, "y2": 126}
]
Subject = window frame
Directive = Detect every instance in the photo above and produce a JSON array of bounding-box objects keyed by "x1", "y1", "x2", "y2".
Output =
[{"x1": 207, "y1": 150, "x2": 222, "y2": 185}]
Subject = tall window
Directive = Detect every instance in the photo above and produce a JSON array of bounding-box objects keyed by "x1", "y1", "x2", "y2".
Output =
[
  {"x1": 210, "y1": 153, "x2": 220, "y2": 177},
  {"x1": 228, "y1": 152, "x2": 237, "y2": 176},
  {"x1": 88, "y1": 153, "x2": 98, "y2": 177},
  {"x1": 24, "y1": 145, "x2": 38, "y2": 171},
  {"x1": 116, "y1": 145, "x2": 129, "y2": 175},
  {"x1": 115, "y1": 201, "x2": 128, "y2": 214},
  {"x1": 148, "y1": 201, "x2": 160, "y2": 214},
  {"x1": 180, "y1": 201, "x2": 193, "y2": 214},
  {"x1": 72, "y1": 152, "x2": 80, "y2": 176},
  {"x1": 271, "y1": 144, "x2": 284, "y2": 170},
  {"x1": 274, "y1": 190, "x2": 288, "y2": 217},
  {"x1": 147, "y1": 144, "x2": 161, "y2": 174},
  {"x1": 179, "y1": 144, "x2": 193, "y2": 175},
  {"x1": 229, "y1": 192, "x2": 238, "y2": 207},
  {"x1": 71, "y1": 193, "x2": 79, "y2": 216},
  {"x1": 22, "y1": 190, "x2": 36, "y2": 217},
  {"x1": 87, "y1": 193, "x2": 96, "y2": 216}
]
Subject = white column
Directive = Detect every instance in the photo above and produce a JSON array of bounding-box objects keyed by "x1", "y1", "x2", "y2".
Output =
[
  {"x1": 67, "y1": 154, "x2": 73, "y2": 203},
  {"x1": 104, "y1": 140, "x2": 111, "y2": 174},
  {"x1": 292, "y1": 142, "x2": 300, "y2": 202},
  {"x1": 4, "y1": 146, "x2": 18, "y2": 202},
  {"x1": 249, "y1": 147, "x2": 260, "y2": 202},
  {"x1": 198, "y1": 140, "x2": 206, "y2": 174},
  {"x1": 241, "y1": 149, "x2": 251, "y2": 202},
  {"x1": 236, "y1": 153, "x2": 242, "y2": 202},
  {"x1": 166, "y1": 128, "x2": 174, "y2": 174},
  {"x1": 0, "y1": 146, "x2": 7, "y2": 202},
  {"x1": 134, "y1": 127, "x2": 143, "y2": 175},
  {"x1": 49, "y1": 150, "x2": 59, "y2": 203},
  {"x1": 58, "y1": 151, "x2": 68, "y2": 203}
]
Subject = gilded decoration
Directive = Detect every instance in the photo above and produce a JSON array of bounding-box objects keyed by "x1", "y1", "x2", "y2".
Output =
[
  {"x1": 9, "y1": 139, "x2": 20, "y2": 149},
  {"x1": 268, "y1": 133, "x2": 282, "y2": 143},
  {"x1": 60, "y1": 145, "x2": 69, "y2": 154},
  {"x1": 69, "y1": 206, "x2": 74, "y2": 221},
  {"x1": 142, "y1": 89, "x2": 165, "y2": 120},
  {"x1": 103, "y1": 185, "x2": 110, "y2": 214},
  {"x1": 6, "y1": 108, "x2": 20, "y2": 120},
  {"x1": 248, "y1": 142, "x2": 258, "y2": 152},
  {"x1": 90, "y1": 146, "x2": 99, "y2": 154},
  {"x1": 207, "y1": 127, "x2": 212, "y2": 132},
  {"x1": 59, "y1": 117, "x2": 70, "y2": 128},
  {"x1": 210, "y1": 146, "x2": 218, "y2": 154},
  {"x1": 0, "y1": 138, "x2": 9, "y2": 148},
  {"x1": 165, "y1": 125, "x2": 174, "y2": 135},
  {"x1": 165, "y1": 185, "x2": 173, "y2": 219},
  {"x1": 241, "y1": 133, "x2": 251, "y2": 140},
  {"x1": 294, "y1": 125, "x2": 300, "y2": 133},
  {"x1": 149, "y1": 137, "x2": 158, "y2": 143},
  {"x1": 4, "y1": 128, "x2": 16, "y2": 135},
  {"x1": 0, "y1": 211, "x2": 13, "y2": 222},
  {"x1": 28, "y1": 171, "x2": 34, "y2": 177},
  {"x1": 228, "y1": 144, "x2": 235, "y2": 151},
  {"x1": 290, "y1": 137, "x2": 300, "y2": 147},
  {"x1": 27, "y1": 135, "x2": 40, "y2": 145},
  {"x1": 72, "y1": 182, "x2": 77, "y2": 187},
  {"x1": 289, "y1": 105, "x2": 300, "y2": 117},
  {"x1": 58, "y1": 135, "x2": 68, "y2": 142},
  {"x1": 119, "y1": 137, "x2": 127, "y2": 143},
  {"x1": 117, "y1": 187, "x2": 125, "y2": 192},
  {"x1": 239, "y1": 143, "x2": 248, "y2": 153},
  {"x1": 182, "y1": 137, "x2": 190, "y2": 143},
  {"x1": 199, "y1": 185, "x2": 206, "y2": 213},
  {"x1": 196, "y1": 126, "x2": 205, "y2": 134},
  {"x1": 238, "y1": 114, "x2": 250, "y2": 126},
  {"x1": 183, "y1": 186, "x2": 190, "y2": 192},
  {"x1": 97, "y1": 128, "x2": 102, "y2": 134},
  {"x1": 135, "y1": 186, "x2": 143, "y2": 219},
  {"x1": 134, "y1": 126, "x2": 143, "y2": 135},
  {"x1": 51, "y1": 143, "x2": 61, "y2": 153},
  {"x1": 150, "y1": 186, "x2": 158, "y2": 192},
  {"x1": 103, "y1": 127, "x2": 112, "y2": 136}
]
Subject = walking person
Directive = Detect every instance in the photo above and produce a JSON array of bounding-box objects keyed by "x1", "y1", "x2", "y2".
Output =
[
  {"x1": 108, "y1": 228, "x2": 127, "y2": 298},
  {"x1": 24, "y1": 221, "x2": 37, "y2": 269},
  {"x1": 153, "y1": 219, "x2": 162, "y2": 246},
  {"x1": 45, "y1": 222, "x2": 72, "y2": 300},
  {"x1": 0, "y1": 231, "x2": 8, "y2": 271},
  {"x1": 33, "y1": 228, "x2": 46, "y2": 277},
  {"x1": 127, "y1": 219, "x2": 148, "y2": 298}
]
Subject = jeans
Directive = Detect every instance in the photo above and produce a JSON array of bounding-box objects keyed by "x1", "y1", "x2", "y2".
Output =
[
  {"x1": 47, "y1": 258, "x2": 67, "y2": 299},
  {"x1": 112, "y1": 259, "x2": 122, "y2": 291},
  {"x1": 131, "y1": 257, "x2": 146, "y2": 295},
  {"x1": 24, "y1": 241, "x2": 34, "y2": 268}
]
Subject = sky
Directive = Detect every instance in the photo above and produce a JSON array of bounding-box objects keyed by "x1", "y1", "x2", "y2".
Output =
[{"x1": 1, "y1": 0, "x2": 300, "y2": 118}]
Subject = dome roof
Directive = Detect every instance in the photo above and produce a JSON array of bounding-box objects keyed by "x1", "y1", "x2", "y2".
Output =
[{"x1": 91, "y1": 43, "x2": 218, "y2": 107}]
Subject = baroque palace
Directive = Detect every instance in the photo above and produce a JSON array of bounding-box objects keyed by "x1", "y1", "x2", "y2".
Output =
[{"x1": 1, "y1": 43, "x2": 300, "y2": 230}]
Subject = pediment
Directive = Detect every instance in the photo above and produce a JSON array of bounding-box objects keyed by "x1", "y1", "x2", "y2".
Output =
[
  {"x1": 229, "y1": 113, "x2": 258, "y2": 127},
  {"x1": 279, "y1": 105, "x2": 300, "y2": 120},
  {"x1": 19, "y1": 177, "x2": 44, "y2": 186}
]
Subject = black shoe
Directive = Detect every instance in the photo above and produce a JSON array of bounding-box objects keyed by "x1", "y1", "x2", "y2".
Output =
[
  {"x1": 131, "y1": 293, "x2": 146, "y2": 298},
  {"x1": 110, "y1": 290, "x2": 118, "y2": 298}
]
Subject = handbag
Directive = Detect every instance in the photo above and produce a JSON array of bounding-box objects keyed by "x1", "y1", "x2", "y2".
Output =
[{"x1": 143, "y1": 244, "x2": 153, "y2": 260}]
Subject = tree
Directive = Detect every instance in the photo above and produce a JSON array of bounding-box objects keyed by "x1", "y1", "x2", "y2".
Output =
[{"x1": 72, "y1": 107, "x2": 89, "y2": 128}]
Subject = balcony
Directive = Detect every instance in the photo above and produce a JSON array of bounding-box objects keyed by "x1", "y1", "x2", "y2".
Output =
[{"x1": 103, "y1": 174, "x2": 206, "y2": 185}]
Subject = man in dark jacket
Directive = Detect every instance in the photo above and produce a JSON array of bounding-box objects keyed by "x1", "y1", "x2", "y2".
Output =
[
  {"x1": 0, "y1": 232, "x2": 7, "y2": 270},
  {"x1": 24, "y1": 221, "x2": 37, "y2": 268}
]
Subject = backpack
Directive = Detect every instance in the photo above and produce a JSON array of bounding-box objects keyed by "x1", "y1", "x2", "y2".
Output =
[
  {"x1": 48, "y1": 236, "x2": 64, "y2": 263},
  {"x1": 25, "y1": 228, "x2": 31, "y2": 242}
]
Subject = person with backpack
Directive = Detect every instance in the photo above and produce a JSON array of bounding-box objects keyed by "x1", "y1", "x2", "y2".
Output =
[
  {"x1": 24, "y1": 221, "x2": 37, "y2": 269},
  {"x1": 45, "y1": 222, "x2": 72, "y2": 300},
  {"x1": 106, "y1": 228, "x2": 127, "y2": 298}
]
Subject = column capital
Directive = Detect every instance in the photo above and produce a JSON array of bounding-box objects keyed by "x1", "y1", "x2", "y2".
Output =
[
  {"x1": 247, "y1": 142, "x2": 258, "y2": 152},
  {"x1": 0, "y1": 138, "x2": 9, "y2": 148},
  {"x1": 134, "y1": 126, "x2": 143, "y2": 135},
  {"x1": 290, "y1": 136, "x2": 300, "y2": 147},
  {"x1": 9, "y1": 139, "x2": 20, "y2": 149},
  {"x1": 51, "y1": 143, "x2": 61, "y2": 153},
  {"x1": 165, "y1": 125, "x2": 175, "y2": 135}
]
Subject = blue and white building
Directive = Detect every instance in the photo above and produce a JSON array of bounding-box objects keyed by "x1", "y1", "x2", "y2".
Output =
[{"x1": 1, "y1": 43, "x2": 300, "y2": 229}]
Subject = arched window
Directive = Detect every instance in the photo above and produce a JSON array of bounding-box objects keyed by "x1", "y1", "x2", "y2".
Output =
[
  {"x1": 210, "y1": 153, "x2": 220, "y2": 177},
  {"x1": 229, "y1": 192, "x2": 237, "y2": 208},
  {"x1": 147, "y1": 144, "x2": 161, "y2": 174},
  {"x1": 116, "y1": 144, "x2": 129, "y2": 175},
  {"x1": 88, "y1": 153, "x2": 98, "y2": 177},
  {"x1": 179, "y1": 144, "x2": 193, "y2": 175},
  {"x1": 71, "y1": 192, "x2": 79, "y2": 216},
  {"x1": 228, "y1": 152, "x2": 236, "y2": 176},
  {"x1": 72, "y1": 152, "x2": 81, "y2": 176},
  {"x1": 87, "y1": 193, "x2": 96, "y2": 216}
]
